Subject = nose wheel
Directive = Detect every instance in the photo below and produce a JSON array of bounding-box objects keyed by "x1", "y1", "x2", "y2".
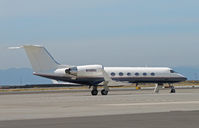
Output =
[{"x1": 170, "y1": 86, "x2": 176, "y2": 93}]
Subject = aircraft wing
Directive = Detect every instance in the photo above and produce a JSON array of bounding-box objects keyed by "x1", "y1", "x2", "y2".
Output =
[{"x1": 100, "y1": 68, "x2": 132, "y2": 87}]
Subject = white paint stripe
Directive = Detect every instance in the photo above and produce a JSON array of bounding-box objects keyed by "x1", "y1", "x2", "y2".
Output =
[{"x1": 106, "y1": 101, "x2": 199, "y2": 106}]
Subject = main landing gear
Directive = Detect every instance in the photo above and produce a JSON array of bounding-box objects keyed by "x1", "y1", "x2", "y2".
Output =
[
  {"x1": 91, "y1": 86, "x2": 109, "y2": 96},
  {"x1": 101, "y1": 89, "x2": 108, "y2": 95},
  {"x1": 91, "y1": 86, "x2": 98, "y2": 96}
]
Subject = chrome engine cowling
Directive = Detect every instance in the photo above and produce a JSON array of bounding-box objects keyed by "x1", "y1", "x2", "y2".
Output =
[
  {"x1": 55, "y1": 65, "x2": 104, "y2": 77},
  {"x1": 65, "y1": 67, "x2": 78, "y2": 76}
]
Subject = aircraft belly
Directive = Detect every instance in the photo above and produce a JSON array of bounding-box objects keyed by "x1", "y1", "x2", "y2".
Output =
[
  {"x1": 112, "y1": 77, "x2": 184, "y2": 83},
  {"x1": 35, "y1": 73, "x2": 184, "y2": 85}
]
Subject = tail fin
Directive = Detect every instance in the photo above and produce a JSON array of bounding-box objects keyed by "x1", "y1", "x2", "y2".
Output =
[{"x1": 22, "y1": 45, "x2": 60, "y2": 73}]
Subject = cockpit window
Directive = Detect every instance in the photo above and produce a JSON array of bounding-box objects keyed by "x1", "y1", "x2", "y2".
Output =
[{"x1": 170, "y1": 70, "x2": 176, "y2": 73}]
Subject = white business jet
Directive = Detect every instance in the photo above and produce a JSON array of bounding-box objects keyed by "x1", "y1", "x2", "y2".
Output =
[{"x1": 10, "y1": 45, "x2": 187, "y2": 95}]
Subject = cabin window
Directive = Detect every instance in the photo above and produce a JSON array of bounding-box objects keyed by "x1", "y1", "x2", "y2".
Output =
[
  {"x1": 127, "y1": 72, "x2": 131, "y2": 76},
  {"x1": 143, "y1": 73, "x2": 147, "y2": 76},
  {"x1": 111, "y1": 72, "x2": 116, "y2": 76},
  {"x1": 151, "y1": 72, "x2": 155, "y2": 76},
  {"x1": 119, "y1": 72, "x2": 124, "y2": 76},
  {"x1": 135, "y1": 72, "x2": 139, "y2": 76}
]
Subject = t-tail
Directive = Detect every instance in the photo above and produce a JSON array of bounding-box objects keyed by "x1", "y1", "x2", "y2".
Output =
[{"x1": 10, "y1": 45, "x2": 60, "y2": 73}]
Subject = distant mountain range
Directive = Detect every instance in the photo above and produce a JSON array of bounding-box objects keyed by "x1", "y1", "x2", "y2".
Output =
[{"x1": 0, "y1": 67, "x2": 199, "y2": 85}]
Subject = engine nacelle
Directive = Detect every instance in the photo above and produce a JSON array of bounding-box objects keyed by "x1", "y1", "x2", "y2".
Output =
[
  {"x1": 71, "y1": 65, "x2": 103, "y2": 77},
  {"x1": 65, "y1": 67, "x2": 78, "y2": 76},
  {"x1": 55, "y1": 65, "x2": 104, "y2": 77}
]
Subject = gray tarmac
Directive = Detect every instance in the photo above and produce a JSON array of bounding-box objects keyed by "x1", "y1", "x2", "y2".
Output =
[
  {"x1": 1, "y1": 111, "x2": 199, "y2": 128},
  {"x1": 1, "y1": 88, "x2": 199, "y2": 128}
]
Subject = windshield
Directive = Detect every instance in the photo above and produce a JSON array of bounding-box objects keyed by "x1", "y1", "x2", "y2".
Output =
[{"x1": 170, "y1": 70, "x2": 176, "y2": 73}]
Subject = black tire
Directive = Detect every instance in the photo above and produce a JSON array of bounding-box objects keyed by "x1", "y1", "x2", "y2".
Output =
[
  {"x1": 91, "y1": 90, "x2": 98, "y2": 96},
  {"x1": 101, "y1": 89, "x2": 108, "y2": 95},
  {"x1": 170, "y1": 88, "x2": 176, "y2": 93}
]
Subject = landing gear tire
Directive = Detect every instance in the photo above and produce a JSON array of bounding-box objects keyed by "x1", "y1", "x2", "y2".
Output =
[
  {"x1": 170, "y1": 88, "x2": 176, "y2": 93},
  {"x1": 170, "y1": 86, "x2": 176, "y2": 93},
  {"x1": 91, "y1": 90, "x2": 98, "y2": 96},
  {"x1": 101, "y1": 89, "x2": 108, "y2": 95}
]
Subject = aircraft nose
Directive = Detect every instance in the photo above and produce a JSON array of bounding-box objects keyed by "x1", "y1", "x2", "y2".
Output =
[
  {"x1": 182, "y1": 76, "x2": 187, "y2": 81},
  {"x1": 178, "y1": 74, "x2": 187, "y2": 81}
]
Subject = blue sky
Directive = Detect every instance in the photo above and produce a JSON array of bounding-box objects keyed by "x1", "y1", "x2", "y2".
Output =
[{"x1": 0, "y1": 0, "x2": 199, "y2": 69}]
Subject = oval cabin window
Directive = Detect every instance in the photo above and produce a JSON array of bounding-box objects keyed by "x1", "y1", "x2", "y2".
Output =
[
  {"x1": 119, "y1": 72, "x2": 124, "y2": 76},
  {"x1": 135, "y1": 73, "x2": 139, "y2": 76},
  {"x1": 143, "y1": 73, "x2": 147, "y2": 76},
  {"x1": 127, "y1": 72, "x2": 131, "y2": 76},
  {"x1": 111, "y1": 72, "x2": 116, "y2": 76}
]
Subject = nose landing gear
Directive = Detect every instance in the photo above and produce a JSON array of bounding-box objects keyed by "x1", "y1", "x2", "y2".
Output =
[
  {"x1": 170, "y1": 85, "x2": 176, "y2": 93},
  {"x1": 154, "y1": 83, "x2": 176, "y2": 93}
]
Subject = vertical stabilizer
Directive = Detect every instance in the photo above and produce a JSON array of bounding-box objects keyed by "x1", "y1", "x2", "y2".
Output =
[{"x1": 22, "y1": 45, "x2": 59, "y2": 73}]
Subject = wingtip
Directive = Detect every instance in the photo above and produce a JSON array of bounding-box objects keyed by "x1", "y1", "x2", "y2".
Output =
[
  {"x1": 23, "y1": 45, "x2": 44, "y2": 48},
  {"x1": 8, "y1": 46, "x2": 23, "y2": 50},
  {"x1": 8, "y1": 45, "x2": 44, "y2": 49}
]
